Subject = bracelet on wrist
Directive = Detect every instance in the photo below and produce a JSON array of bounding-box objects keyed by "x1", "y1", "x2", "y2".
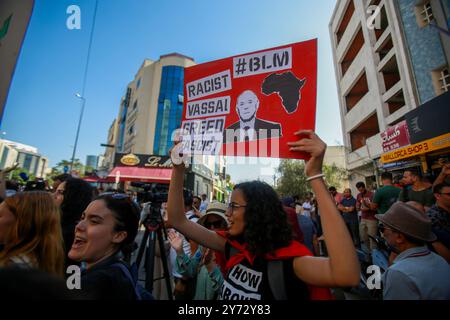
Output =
[{"x1": 306, "y1": 173, "x2": 325, "y2": 182}]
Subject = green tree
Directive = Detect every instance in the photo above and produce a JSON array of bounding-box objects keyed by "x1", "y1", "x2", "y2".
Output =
[
  {"x1": 9, "y1": 168, "x2": 36, "y2": 184},
  {"x1": 52, "y1": 159, "x2": 85, "y2": 177},
  {"x1": 323, "y1": 163, "x2": 349, "y2": 191},
  {"x1": 275, "y1": 160, "x2": 349, "y2": 198},
  {"x1": 275, "y1": 159, "x2": 310, "y2": 199}
]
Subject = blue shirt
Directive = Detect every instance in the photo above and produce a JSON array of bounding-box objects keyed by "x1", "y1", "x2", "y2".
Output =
[
  {"x1": 297, "y1": 214, "x2": 317, "y2": 254},
  {"x1": 340, "y1": 197, "x2": 358, "y2": 222},
  {"x1": 383, "y1": 246, "x2": 450, "y2": 300},
  {"x1": 427, "y1": 205, "x2": 450, "y2": 250}
]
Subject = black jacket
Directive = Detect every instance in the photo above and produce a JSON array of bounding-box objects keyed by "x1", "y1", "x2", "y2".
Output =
[
  {"x1": 81, "y1": 253, "x2": 136, "y2": 300},
  {"x1": 223, "y1": 118, "x2": 282, "y2": 143}
]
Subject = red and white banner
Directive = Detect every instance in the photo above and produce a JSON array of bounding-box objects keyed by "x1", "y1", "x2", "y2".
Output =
[
  {"x1": 181, "y1": 39, "x2": 318, "y2": 160},
  {"x1": 381, "y1": 120, "x2": 411, "y2": 152}
]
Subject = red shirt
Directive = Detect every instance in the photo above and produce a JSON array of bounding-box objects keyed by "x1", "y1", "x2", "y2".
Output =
[
  {"x1": 356, "y1": 191, "x2": 377, "y2": 220},
  {"x1": 284, "y1": 206, "x2": 304, "y2": 244}
]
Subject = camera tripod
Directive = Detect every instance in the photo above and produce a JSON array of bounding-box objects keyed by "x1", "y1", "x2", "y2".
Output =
[{"x1": 135, "y1": 202, "x2": 173, "y2": 300}]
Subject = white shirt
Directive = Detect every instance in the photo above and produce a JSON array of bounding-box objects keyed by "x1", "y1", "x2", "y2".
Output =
[
  {"x1": 238, "y1": 118, "x2": 257, "y2": 142},
  {"x1": 302, "y1": 202, "x2": 312, "y2": 217}
]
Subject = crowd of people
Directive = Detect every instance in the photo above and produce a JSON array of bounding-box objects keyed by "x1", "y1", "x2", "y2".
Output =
[{"x1": 0, "y1": 133, "x2": 449, "y2": 300}]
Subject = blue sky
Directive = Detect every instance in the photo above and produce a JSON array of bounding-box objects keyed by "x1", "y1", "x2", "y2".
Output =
[{"x1": 2, "y1": 0, "x2": 342, "y2": 182}]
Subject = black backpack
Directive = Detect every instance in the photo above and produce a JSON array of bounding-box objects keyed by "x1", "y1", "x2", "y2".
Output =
[{"x1": 112, "y1": 262, "x2": 155, "y2": 300}]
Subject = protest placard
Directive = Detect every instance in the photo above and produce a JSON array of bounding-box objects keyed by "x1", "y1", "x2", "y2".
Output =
[{"x1": 181, "y1": 39, "x2": 317, "y2": 159}]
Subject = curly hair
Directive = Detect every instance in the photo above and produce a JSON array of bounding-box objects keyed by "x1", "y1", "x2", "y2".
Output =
[{"x1": 233, "y1": 181, "x2": 292, "y2": 255}]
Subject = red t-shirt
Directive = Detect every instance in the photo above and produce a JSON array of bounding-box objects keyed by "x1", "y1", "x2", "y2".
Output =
[{"x1": 356, "y1": 191, "x2": 377, "y2": 220}]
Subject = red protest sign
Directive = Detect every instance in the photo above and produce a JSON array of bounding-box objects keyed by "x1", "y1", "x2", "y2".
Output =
[{"x1": 181, "y1": 39, "x2": 317, "y2": 159}]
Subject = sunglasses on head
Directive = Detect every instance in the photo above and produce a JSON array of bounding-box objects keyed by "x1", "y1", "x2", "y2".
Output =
[
  {"x1": 100, "y1": 192, "x2": 129, "y2": 199},
  {"x1": 99, "y1": 192, "x2": 141, "y2": 211}
]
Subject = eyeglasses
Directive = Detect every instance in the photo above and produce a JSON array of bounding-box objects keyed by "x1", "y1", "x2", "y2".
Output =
[
  {"x1": 378, "y1": 224, "x2": 396, "y2": 234},
  {"x1": 204, "y1": 220, "x2": 224, "y2": 229},
  {"x1": 228, "y1": 202, "x2": 247, "y2": 211},
  {"x1": 439, "y1": 192, "x2": 450, "y2": 196},
  {"x1": 55, "y1": 189, "x2": 65, "y2": 195}
]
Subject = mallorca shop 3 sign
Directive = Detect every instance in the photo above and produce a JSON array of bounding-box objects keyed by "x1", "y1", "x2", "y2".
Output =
[{"x1": 381, "y1": 133, "x2": 450, "y2": 163}]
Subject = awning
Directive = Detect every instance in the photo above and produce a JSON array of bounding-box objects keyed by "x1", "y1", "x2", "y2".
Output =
[
  {"x1": 83, "y1": 177, "x2": 100, "y2": 183},
  {"x1": 107, "y1": 166, "x2": 172, "y2": 183}
]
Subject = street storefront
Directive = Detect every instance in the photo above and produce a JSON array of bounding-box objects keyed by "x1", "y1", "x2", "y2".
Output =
[
  {"x1": 106, "y1": 153, "x2": 173, "y2": 188},
  {"x1": 380, "y1": 91, "x2": 450, "y2": 178}
]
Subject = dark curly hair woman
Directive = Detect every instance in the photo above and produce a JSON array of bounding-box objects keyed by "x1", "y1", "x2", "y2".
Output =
[
  {"x1": 167, "y1": 130, "x2": 360, "y2": 300},
  {"x1": 53, "y1": 177, "x2": 93, "y2": 268},
  {"x1": 229, "y1": 181, "x2": 292, "y2": 256}
]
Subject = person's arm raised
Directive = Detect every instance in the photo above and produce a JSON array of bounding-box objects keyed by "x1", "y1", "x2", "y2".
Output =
[
  {"x1": 432, "y1": 164, "x2": 450, "y2": 188},
  {"x1": 288, "y1": 130, "x2": 360, "y2": 287},
  {"x1": 0, "y1": 163, "x2": 18, "y2": 199},
  {"x1": 166, "y1": 143, "x2": 226, "y2": 252}
]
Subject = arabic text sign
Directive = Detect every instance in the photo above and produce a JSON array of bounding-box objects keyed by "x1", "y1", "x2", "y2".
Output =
[
  {"x1": 381, "y1": 120, "x2": 411, "y2": 152},
  {"x1": 182, "y1": 39, "x2": 317, "y2": 159}
]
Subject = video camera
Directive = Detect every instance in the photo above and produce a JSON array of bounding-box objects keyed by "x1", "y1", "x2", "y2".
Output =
[
  {"x1": 24, "y1": 178, "x2": 46, "y2": 191},
  {"x1": 131, "y1": 182, "x2": 192, "y2": 228},
  {"x1": 130, "y1": 182, "x2": 169, "y2": 204}
]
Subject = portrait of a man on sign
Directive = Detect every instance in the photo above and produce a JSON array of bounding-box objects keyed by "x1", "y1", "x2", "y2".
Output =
[
  {"x1": 182, "y1": 39, "x2": 318, "y2": 160},
  {"x1": 224, "y1": 90, "x2": 282, "y2": 143}
]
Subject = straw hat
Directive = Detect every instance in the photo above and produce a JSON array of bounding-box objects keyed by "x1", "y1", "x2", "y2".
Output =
[{"x1": 197, "y1": 202, "x2": 229, "y2": 227}]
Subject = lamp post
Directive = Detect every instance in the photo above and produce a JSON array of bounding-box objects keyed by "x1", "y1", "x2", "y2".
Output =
[
  {"x1": 70, "y1": 93, "x2": 86, "y2": 172},
  {"x1": 69, "y1": 0, "x2": 99, "y2": 172}
]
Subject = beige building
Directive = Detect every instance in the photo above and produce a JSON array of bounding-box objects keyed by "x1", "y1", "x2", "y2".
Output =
[
  {"x1": 324, "y1": 145, "x2": 350, "y2": 190},
  {"x1": 0, "y1": 139, "x2": 48, "y2": 178},
  {"x1": 116, "y1": 53, "x2": 195, "y2": 156},
  {"x1": 102, "y1": 118, "x2": 118, "y2": 170},
  {"x1": 329, "y1": 0, "x2": 450, "y2": 192},
  {"x1": 104, "y1": 53, "x2": 226, "y2": 196}
]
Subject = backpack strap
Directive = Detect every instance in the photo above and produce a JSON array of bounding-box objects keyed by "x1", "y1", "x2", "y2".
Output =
[
  {"x1": 228, "y1": 244, "x2": 239, "y2": 259},
  {"x1": 267, "y1": 260, "x2": 287, "y2": 300},
  {"x1": 111, "y1": 262, "x2": 142, "y2": 300}
]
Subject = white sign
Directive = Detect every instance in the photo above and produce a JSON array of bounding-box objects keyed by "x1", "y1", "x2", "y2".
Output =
[
  {"x1": 186, "y1": 70, "x2": 232, "y2": 101},
  {"x1": 185, "y1": 96, "x2": 231, "y2": 119},
  {"x1": 233, "y1": 47, "x2": 292, "y2": 78}
]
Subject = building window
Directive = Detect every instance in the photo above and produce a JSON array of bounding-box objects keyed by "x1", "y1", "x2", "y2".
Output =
[
  {"x1": 432, "y1": 66, "x2": 450, "y2": 95},
  {"x1": 421, "y1": 2, "x2": 434, "y2": 24},
  {"x1": 153, "y1": 65, "x2": 184, "y2": 155},
  {"x1": 23, "y1": 154, "x2": 33, "y2": 172},
  {"x1": 0, "y1": 147, "x2": 9, "y2": 168},
  {"x1": 128, "y1": 125, "x2": 135, "y2": 136},
  {"x1": 136, "y1": 78, "x2": 141, "y2": 89},
  {"x1": 133, "y1": 100, "x2": 138, "y2": 110},
  {"x1": 439, "y1": 68, "x2": 450, "y2": 92},
  {"x1": 415, "y1": 1, "x2": 434, "y2": 27}
]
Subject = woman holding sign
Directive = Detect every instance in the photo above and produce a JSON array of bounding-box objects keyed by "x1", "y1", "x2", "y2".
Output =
[{"x1": 167, "y1": 131, "x2": 359, "y2": 300}]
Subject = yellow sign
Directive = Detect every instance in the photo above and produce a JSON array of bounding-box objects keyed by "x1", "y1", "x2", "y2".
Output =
[
  {"x1": 381, "y1": 133, "x2": 450, "y2": 163},
  {"x1": 120, "y1": 153, "x2": 140, "y2": 166}
]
